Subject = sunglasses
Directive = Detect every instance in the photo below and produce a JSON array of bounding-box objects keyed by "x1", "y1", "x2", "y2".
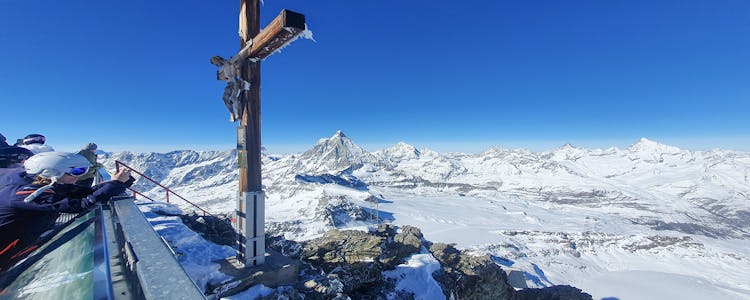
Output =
[{"x1": 68, "y1": 167, "x2": 89, "y2": 176}]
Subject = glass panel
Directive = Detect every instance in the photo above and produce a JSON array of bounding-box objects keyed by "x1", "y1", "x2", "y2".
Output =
[{"x1": 1, "y1": 210, "x2": 97, "y2": 299}]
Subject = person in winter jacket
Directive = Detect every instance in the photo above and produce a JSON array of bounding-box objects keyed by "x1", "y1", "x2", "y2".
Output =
[
  {"x1": 0, "y1": 133, "x2": 9, "y2": 148},
  {"x1": 17, "y1": 134, "x2": 54, "y2": 154},
  {"x1": 0, "y1": 152, "x2": 133, "y2": 272},
  {"x1": 76, "y1": 143, "x2": 103, "y2": 187},
  {"x1": 0, "y1": 147, "x2": 34, "y2": 187},
  {"x1": 0, "y1": 147, "x2": 33, "y2": 169}
]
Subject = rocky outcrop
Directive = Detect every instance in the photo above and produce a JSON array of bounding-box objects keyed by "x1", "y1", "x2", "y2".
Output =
[
  {"x1": 428, "y1": 242, "x2": 518, "y2": 300},
  {"x1": 301, "y1": 229, "x2": 384, "y2": 272},
  {"x1": 194, "y1": 220, "x2": 592, "y2": 300},
  {"x1": 180, "y1": 212, "x2": 235, "y2": 246},
  {"x1": 381, "y1": 224, "x2": 423, "y2": 268},
  {"x1": 296, "y1": 228, "x2": 395, "y2": 299}
]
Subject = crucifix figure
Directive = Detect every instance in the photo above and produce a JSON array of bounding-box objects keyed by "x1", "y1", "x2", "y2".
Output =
[{"x1": 212, "y1": 0, "x2": 306, "y2": 267}]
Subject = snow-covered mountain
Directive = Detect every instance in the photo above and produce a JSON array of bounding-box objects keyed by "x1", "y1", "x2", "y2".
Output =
[
  {"x1": 100, "y1": 131, "x2": 750, "y2": 300},
  {"x1": 297, "y1": 130, "x2": 382, "y2": 173}
]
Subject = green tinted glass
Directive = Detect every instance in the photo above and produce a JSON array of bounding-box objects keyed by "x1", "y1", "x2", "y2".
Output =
[{"x1": 2, "y1": 211, "x2": 97, "y2": 299}]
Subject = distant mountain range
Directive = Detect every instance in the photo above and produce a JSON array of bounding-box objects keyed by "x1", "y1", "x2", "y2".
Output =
[{"x1": 100, "y1": 131, "x2": 750, "y2": 299}]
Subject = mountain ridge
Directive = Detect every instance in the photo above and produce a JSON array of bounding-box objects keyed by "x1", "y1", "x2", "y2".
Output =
[{"x1": 100, "y1": 131, "x2": 750, "y2": 299}]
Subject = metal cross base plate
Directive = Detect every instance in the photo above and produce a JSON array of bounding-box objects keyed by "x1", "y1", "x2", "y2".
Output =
[{"x1": 213, "y1": 249, "x2": 300, "y2": 297}]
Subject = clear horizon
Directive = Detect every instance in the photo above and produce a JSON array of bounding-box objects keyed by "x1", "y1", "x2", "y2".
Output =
[
  {"x1": 48, "y1": 132, "x2": 750, "y2": 154},
  {"x1": 2, "y1": 1, "x2": 748, "y2": 154}
]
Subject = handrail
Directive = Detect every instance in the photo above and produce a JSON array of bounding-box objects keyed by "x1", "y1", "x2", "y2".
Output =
[
  {"x1": 109, "y1": 196, "x2": 207, "y2": 299},
  {"x1": 115, "y1": 160, "x2": 217, "y2": 218},
  {"x1": 128, "y1": 189, "x2": 159, "y2": 203}
]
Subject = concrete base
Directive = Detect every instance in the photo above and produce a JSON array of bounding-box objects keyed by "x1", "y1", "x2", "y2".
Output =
[{"x1": 213, "y1": 249, "x2": 300, "y2": 297}]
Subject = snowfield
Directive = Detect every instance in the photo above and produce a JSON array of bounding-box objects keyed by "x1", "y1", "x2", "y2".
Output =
[{"x1": 105, "y1": 132, "x2": 750, "y2": 300}]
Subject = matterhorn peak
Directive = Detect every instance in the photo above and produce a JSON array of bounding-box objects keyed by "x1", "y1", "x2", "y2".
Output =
[
  {"x1": 310, "y1": 131, "x2": 364, "y2": 152},
  {"x1": 317, "y1": 130, "x2": 351, "y2": 145},
  {"x1": 301, "y1": 131, "x2": 379, "y2": 173}
]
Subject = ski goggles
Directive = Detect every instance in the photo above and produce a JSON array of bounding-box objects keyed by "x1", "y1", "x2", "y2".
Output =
[{"x1": 68, "y1": 166, "x2": 89, "y2": 176}]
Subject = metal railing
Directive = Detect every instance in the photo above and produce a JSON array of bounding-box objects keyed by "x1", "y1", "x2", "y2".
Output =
[
  {"x1": 109, "y1": 196, "x2": 207, "y2": 299},
  {"x1": 115, "y1": 160, "x2": 217, "y2": 218}
]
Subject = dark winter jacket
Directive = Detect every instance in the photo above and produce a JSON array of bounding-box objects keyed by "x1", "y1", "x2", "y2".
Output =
[
  {"x1": 0, "y1": 172, "x2": 134, "y2": 271},
  {"x1": 0, "y1": 166, "x2": 25, "y2": 189}
]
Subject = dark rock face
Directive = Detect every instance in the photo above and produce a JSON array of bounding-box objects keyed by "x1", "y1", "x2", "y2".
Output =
[
  {"x1": 314, "y1": 194, "x2": 371, "y2": 227},
  {"x1": 298, "y1": 229, "x2": 390, "y2": 299},
  {"x1": 394, "y1": 226, "x2": 423, "y2": 249},
  {"x1": 429, "y1": 243, "x2": 462, "y2": 269},
  {"x1": 517, "y1": 285, "x2": 593, "y2": 300},
  {"x1": 180, "y1": 213, "x2": 235, "y2": 246},
  {"x1": 301, "y1": 229, "x2": 384, "y2": 271},
  {"x1": 267, "y1": 235, "x2": 303, "y2": 258},
  {"x1": 293, "y1": 227, "x2": 521, "y2": 300},
  {"x1": 382, "y1": 225, "x2": 423, "y2": 268},
  {"x1": 428, "y1": 242, "x2": 518, "y2": 300}
]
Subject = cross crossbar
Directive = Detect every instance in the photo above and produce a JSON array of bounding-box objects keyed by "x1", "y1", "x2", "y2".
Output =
[{"x1": 240, "y1": 9, "x2": 306, "y2": 61}]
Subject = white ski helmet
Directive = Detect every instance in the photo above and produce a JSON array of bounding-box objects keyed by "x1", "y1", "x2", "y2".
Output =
[{"x1": 24, "y1": 151, "x2": 91, "y2": 180}]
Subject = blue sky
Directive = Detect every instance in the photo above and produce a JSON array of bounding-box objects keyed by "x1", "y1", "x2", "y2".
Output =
[{"x1": 1, "y1": 0, "x2": 748, "y2": 153}]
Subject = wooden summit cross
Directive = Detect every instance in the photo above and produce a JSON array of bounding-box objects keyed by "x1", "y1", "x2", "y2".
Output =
[{"x1": 212, "y1": 0, "x2": 306, "y2": 267}]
